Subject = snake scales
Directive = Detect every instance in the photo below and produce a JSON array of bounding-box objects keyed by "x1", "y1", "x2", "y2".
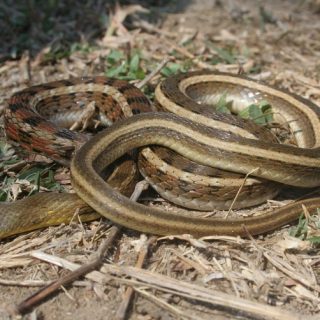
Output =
[{"x1": 2, "y1": 70, "x2": 320, "y2": 239}]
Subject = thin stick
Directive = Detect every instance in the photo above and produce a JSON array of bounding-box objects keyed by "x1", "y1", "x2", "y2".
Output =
[
  {"x1": 225, "y1": 167, "x2": 260, "y2": 218},
  {"x1": 0, "y1": 278, "x2": 51, "y2": 287},
  {"x1": 131, "y1": 21, "x2": 214, "y2": 71},
  {"x1": 244, "y1": 228, "x2": 320, "y2": 293},
  {"x1": 114, "y1": 180, "x2": 151, "y2": 319},
  {"x1": 136, "y1": 56, "x2": 171, "y2": 89},
  {"x1": 161, "y1": 38, "x2": 215, "y2": 70},
  {"x1": 134, "y1": 287, "x2": 198, "y2": 320},
  {"x1": 13, "y1": 226, "x2": 120, "y2": 315},
  {"x1": 115, "y1": 236, "x2": 157, "y2": 320}
]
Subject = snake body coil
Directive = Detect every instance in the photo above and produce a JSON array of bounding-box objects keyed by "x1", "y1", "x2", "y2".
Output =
[{"x1": 2, "y1": 71, "x2": 320, "y2": 238}]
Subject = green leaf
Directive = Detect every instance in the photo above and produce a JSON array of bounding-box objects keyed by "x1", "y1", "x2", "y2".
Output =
[
  {"x1": 18, "y1": 165, "x2": 63, "y2": 193},
  {"x1": 161, "y1": 63, "x2": 184, "y2": 77},
  {"x1": 105, "y1": 50, "x2": 145, "y2": 80},
  {"x1": 127, "y1": 69, "x2": 145, "y2": 80},
  {"x1": 239, "y1": 100, "x2": 273, "y2": 125},
  {"x1": 0, "y1": 164, "x2": 64, "y2": 202},
  {"x1": 289, "y1": 215, "x2": 308, "y2": 239},
  {"x1": 129, "y1": 53, "x2": 140, "y2": 73},
  {"x1": 215, "y1": 92, "x2": 232, "y2": 114},
  {"x1": 307, "y1": 236, "x2": 320, "y2": 244},
  {"x1": 209, "y1": 45, "x2": 236, "y2": 64},
  {"x1": 107, "y1": 50, "x2": 124, "y2": 63},
  {"x1": 106, "y1": 61, "x2": 127, "y2": 78}
]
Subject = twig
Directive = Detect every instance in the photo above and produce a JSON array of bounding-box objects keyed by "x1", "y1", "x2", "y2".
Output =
[
  {"x1": 114, "y1": 180, "x2": 151, "y2": 319},
  {"x1": 245, "y1": 230, "x2": 320, "y2": 293},
  {"x1": 263, "y1": 251, "x2": 320, "y2": 294},
  {"x1": 133, "y1": 287, "x2": 198, "y2": 320},
  {"x1": 136, "y1": 55, "x2": 171, "y2": 89},
  {"x1": 134, "y1": 22, "x2": 215, "y2": 71},
  {"x1": 13, "y1": 226, "x2": 120, "y2": 315},
  {"x1": 161, "y1": 37, "x2": 216, "y2": 70},
  {"x1": 115, "y1": 236, "x2": 157, "y2": 320},
  {"x1": 225, "y1": 167, "x2": 260, "y2": 218},
  {"x1": 0, "y1": 278, "x2": 51, "y2": 287}
]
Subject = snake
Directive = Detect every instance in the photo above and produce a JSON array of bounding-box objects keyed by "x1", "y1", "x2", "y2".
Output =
[{"x1": 2, "y1": 70, "x2": 320, "y2": 239}]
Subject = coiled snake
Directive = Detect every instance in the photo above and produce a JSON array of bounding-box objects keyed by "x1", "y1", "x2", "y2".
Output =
[{"x1": 2, "y1": 70, "x2": 320, "y2": 239}]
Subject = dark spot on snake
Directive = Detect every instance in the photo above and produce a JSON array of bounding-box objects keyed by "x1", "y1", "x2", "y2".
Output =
[
  {"x1": 126, "y1": 96, "x2": 150, "y2": 106},
  {"x1": 55, "y1": 128, "x2": 76, "y2": 140},
  {"x1": 105, "y1": 78, "x2": 116, "y2": 86},
  {"x1": 40, "y1": 84, "x2": 55, "y2": 90},
  {"x1": 60, "y1": 80, "x2": 74, "y2": 87},
  {"x1": 177, "y1": 179, "x2": 194, "y2": 192},
  {"x1": 18, "y1": 129, "x2": 32, "y2": 139},
  {"x1": 64, "y1": 148, "x2": 75, "y2": 159},
  {"x1": 27, "y1": 88, "x2": 41, "y2": 95},
  {"x1": 118, "y1": 84, "x2": 133, "y2": 94},
  {"x1": 24, "y1": 116, "x2": 43, "y2": 126},
  {"x1": 162, "y1": 155, "x2": 173, "y2": 166},
  {"x1": 132, "y1": 109, "x2": 141, "y2": 115},
  {"x1": 9, "y1": 102, "x2": 23, "y2": 112}
]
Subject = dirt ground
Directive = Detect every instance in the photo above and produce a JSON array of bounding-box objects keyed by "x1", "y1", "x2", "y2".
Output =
[{"x1": 1, "y1": 0, "x2": 320, "y2": 319}]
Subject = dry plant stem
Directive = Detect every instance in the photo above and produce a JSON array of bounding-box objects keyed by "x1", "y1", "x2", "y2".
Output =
[
  {"x1": 136, "y1": 55, "x2": 171, "y2": 89},
  {"x1": 226, "y1": 167, "x2": 260, "y2": 218},
  {"x1": 0, "y1": 279, "x2": 51, "y2": 287},
  {"x1": 244, "y1": 226, "x2": 320, "y2": 293},
  {"x1": 31, "y1": 252, "x2": 309, "y2": 320},
  {"x1": 115, "y1": 236, "x2": 157, "y2": 320},
  {"x1": 14, "y1": 226, "x2": 120, "y2": 315},
  {"x1": 114, "y1": 180, "x2": 152, "y2": 319},
  {"x1": 138, "y1": 23, "x2": 214, "y2": 70},
  {"x1": 264, "y1": 251, "x2": 320, "y2": 293},
  {"x1": 133, "y1": 287, "x2": 198, "y2": 320},
  {"x1": 161, "y1": 37, "x2": 215, "y2": 70}
]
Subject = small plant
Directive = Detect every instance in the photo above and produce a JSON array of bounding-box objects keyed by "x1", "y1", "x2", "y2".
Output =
[
  {"x1": 105, "y1": 50, "x2": 145, "y2": 80},
  {"x1": 289, "y1": 210, "x2": 320, "y2": 244},
  {"x1": 239, "y1": 100, "x2": 273, "y2": 125},
  {"x1": 0, "y1": 164, "x2": 64, "y2": 201},
  {"x1": 215, "y1": 92, "x2": 233, "y2": 114},
  {"x1": 259, "y1": 6, "x2": 277, "y2": 32},
  {"x1": 214, "y1": 93, "x2": 273, "y2": 125},
  {"x1": 161, "y1": 62, "x2": 187, "y2": 77}
]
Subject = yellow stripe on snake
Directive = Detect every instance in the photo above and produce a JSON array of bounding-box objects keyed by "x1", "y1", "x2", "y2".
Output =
[{"x1": 2, "y1": 70, "x2": 320, "y2": 239}]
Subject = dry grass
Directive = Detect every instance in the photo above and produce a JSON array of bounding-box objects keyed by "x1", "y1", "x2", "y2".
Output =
[{"x1": 1, "y1": 0, "x2": 320, "y2": 319}]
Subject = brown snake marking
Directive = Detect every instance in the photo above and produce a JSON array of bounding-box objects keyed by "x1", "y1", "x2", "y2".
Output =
[
  {"x1": 5, "y1": 77, "x2": 151, "y2": 165},
  {"x1": 2, "y1": 71, "x2": 320, "y2": 238}
]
